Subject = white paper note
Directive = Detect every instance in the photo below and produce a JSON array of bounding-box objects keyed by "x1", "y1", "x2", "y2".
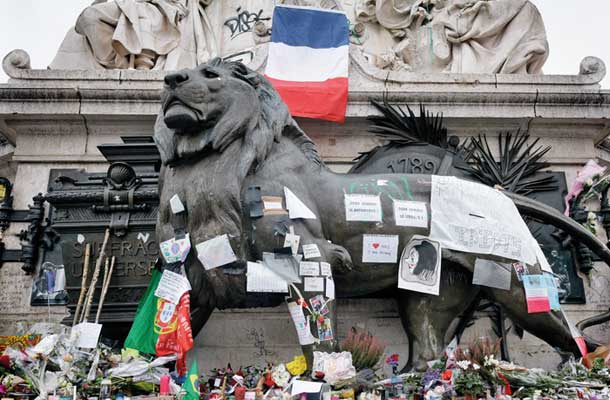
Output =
[
  {"x1": 325, "y1": 277, "x2": 335, "y2": 299},
  {"x1": 287, "y1": 301, "x2": 315, "y2": 345},
  {"x1": 154, "y1": 269, "x2": 191, "y2": 304},
  {"x1": 169, "y1": 194, "x2": 185, "y2": 214},
  {"x1": 71, "y1": 322, "x2": 102, "y2": 349},
  {"x1": 344, "y1": 194, "x2": 382, "y2": 222},
  {"x1": 304, "y1": 277, "x2": 324, "y2": 292},
  {"x1": 284, "y1": 233, "x2": 300, "y2": 255},
  {"x1": 362, "y1": 234, "x2": 399, "y2": 263},
  {"x1": 393, "y1": 200, "x2": 428, "y2": 228},
  {"x1": 245, "y1": 392, "x2": 256, "y2": 400},
  {"x1": 291, "y1": 380, "x2": 323, "y2": 396},
  {"x1": 472, "y1": 259, "x2": 512, "y2": 291},
  {"x1": 263, "y1": 198, "x2": 284, "y2": 210},
  {"x1": 195, "y1": 234, "x2": 237, "y2": 270},
  {"x1": 302, "y1": 243, "x2": 322, "y2": 259},
  {"x1": 299, "y1": 261, "x2": 320, "y2": 276},
  {"x1": 284, "y1": 187, "x2": 317, "y2": 219},
  {"x1": 320, "y1": 262, "x2": 332, "y2": 277},
  {"x1": 246, "y1": 262, "x2": 288, "y2": 293},
  {"x1": 398, "y1": 236, "x2": 442, "y2": 296},
  {"x1": 54, "y1": 268, "x2": 66, "y2": 292},
  {"x1": 159, "y1": 234, "x2": 191, "y2": 264},
  {"x1": 430, "y1": 176, "x2": 537, "y2": 264}
]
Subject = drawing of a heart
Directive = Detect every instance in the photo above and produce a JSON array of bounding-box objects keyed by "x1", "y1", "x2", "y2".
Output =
[{"x1": 372, "y1": 243, "x2": 380, "y2": 249}]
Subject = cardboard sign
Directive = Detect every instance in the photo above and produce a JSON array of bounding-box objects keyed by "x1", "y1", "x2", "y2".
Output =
[
  {"x1": 246, "y1": 262, "x2": 288, "y2": 293},
  {"x1": 522, "y1": 274, "x2": 551, "y2": 313},
  {"x1": 195, "y1": 234, "x2": 237, "y2": 270},
  {"x1": 362, "y1": 234, "x2": 398, "y2": 263},
  {"x1": 344, "y1": 194, "x2": 382, "y2": 222},
  {"x1": 302, "y1": 243, "x2": 322, "y2": 259},
  {"x1": 393, "y1": 200, "x2": 428, "y2": 228},
  {"x1": 155, "y1": 269, "x2": 191, "y2": 304},
  {"x1": 398, "y1": 236, "x2": 441, "y2": 296},
  {"x1": 304, "y1": 277, "x2": 325, "y2": 292},
  {"x1": 159, "y1": 234, "x2": 191, "y2": 264},
  {"x1": 300, "y1": 261, "x2": 320, "y2": 276},
  {"x1": 472, "y1": 259, "x2": 512, "y2": 291}
]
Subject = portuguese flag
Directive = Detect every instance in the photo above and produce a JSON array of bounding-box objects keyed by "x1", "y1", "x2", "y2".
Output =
[{"x1": 125, "y1": 269, "x2": 194, "y2": 375}]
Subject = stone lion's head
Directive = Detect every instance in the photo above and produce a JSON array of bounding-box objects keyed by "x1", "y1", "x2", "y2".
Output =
[{"x1": 154, "y1": 58, "x2": 294, "y2": 167}]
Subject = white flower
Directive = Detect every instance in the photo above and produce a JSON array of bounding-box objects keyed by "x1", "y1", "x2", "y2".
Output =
[
  {"x1": 472, "y1": 363, "x2": 481, "y2": 370},
  {"x1": 484, "y1": 355, "x2": 499, "y2": 368},
  {"x1": 456, "y1": 360, "x2": 471, "y2": 370}
]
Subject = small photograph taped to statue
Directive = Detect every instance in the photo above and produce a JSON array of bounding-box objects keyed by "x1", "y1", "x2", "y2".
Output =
[{"x1": 398, "y1": 235, "x2": 441, "y2": 296}]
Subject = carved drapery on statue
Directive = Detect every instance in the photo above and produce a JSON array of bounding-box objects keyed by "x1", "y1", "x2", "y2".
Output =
[
  {"x1": 50, "y1": 0, "x2": 218, "y2": 71},
  {"x1": 354, "y1": 0, "x2": 549, "y2": 73}
]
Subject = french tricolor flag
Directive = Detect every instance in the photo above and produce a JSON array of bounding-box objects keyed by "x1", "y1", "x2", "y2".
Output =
[{"x1": 265, "y1": 5, "x2": 349, "y2": 123}]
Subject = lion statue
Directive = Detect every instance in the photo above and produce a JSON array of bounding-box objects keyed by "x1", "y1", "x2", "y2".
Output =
[{"x1": 154, "y1": 58, "x2": 610, "y2": 370}]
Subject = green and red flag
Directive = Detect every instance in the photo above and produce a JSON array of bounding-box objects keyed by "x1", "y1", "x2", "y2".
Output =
[
  {"x1": 182, "y1": 360, "x2": 200, "y2": 400},
  {"x1": 124, "y1": 269, "x2": 194, "y2": 375}
]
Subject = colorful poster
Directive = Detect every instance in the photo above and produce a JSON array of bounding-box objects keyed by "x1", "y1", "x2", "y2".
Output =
[{"x1": 522, "y1": 274, "x2": 551, "y2": 313}]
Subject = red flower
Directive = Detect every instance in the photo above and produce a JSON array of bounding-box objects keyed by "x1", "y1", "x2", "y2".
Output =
[
  {"x1": 264, "y1": 372, "x2": 276, "y2": 388},
  {"x1": 385, "y1": 354, "x2": 399, "y2": 366},
  {"x1": 297, "y1": 298, "x2": 308, "y2": 308},
  {"x1": 441, "y1": 370, "x2": 452, "y2": 381}
]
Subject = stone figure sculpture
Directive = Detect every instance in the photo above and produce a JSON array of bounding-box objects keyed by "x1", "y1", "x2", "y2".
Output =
[
  {"x1": 153, "y1": 59, "x2": 609, "y2": 370},
  {"x1": 50, "y1": 0, "x2": 217, "y2": 71},
  {"x1": 354, "y1": 0, "x2": 549, "y2": 73}
]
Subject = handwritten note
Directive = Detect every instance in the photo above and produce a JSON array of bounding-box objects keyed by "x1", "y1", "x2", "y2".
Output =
[
  {"x1": 344, "y1": 194, "x2": 382, "y2": 222},
  {"x1": 155, "y1": 269, "x2": 191, "y2": 304},
  {"x1": 195, "y1": 234, "x2": 237, "y2": 270},
  {"x1": 320, "y1": 262, "x2": 332, "y2": 277},
  {"x1": 300, "y1": 261, "x2": 320, "y2": 276},
  {"x1": 362, "y1": 234, "x2": 398, "y2": 263},
  {"x1": 325, "y1": 277, "x2": 335, "y2": 299},
  {"x1": 302, "y1": 244, "x2": 322, "y2": 259},
  {"x1": 393, "y1": 200, "x2": 428, "y2": 228},
  {"x1": 304, "y1": 277, "x2": 325, "y2": 292},
  {"x1": 246, "y1": 262, "x2": 288, "y2": 293},
  {"x1": 288, "y1": 301, "x2": 315, "y2": 345},
  {"x1": 71, "y1": 322, "x2": 102, "y2": 348}
]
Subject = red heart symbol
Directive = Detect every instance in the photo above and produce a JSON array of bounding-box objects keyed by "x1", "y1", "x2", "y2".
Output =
[{"x1": 372, "y1": 243, "x2": 380, "y2": 249}]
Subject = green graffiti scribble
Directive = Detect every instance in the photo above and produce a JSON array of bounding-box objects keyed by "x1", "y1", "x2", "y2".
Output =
[
  {"x1": 400, "y1": 177, "x2": 414, "y2": 200},
  {"x1": 385, "y1": 181, "x2": 405, "y2": 200}
]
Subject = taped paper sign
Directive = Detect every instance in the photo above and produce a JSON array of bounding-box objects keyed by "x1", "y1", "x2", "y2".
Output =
[
  {"x1": 430, "y1": 176, "x2": 537, "y2": 265},
  {"x1": 543, "y1": 273, "x2": 560, "y2": 311},
  {"x1": 159, "y1": 234, "x2": 191, "y2": 264},
  {"x1": 195, "y1": 234, "x2": 237, "y2": 270},
  {"x1": 287, "y1": 301, "x2": 315, "y2": 345},
  {"x1": 302, "y1": 243, "x2": 322, "y2": 259},
  {"x1": 325, "y1": 277, "x2": 335, "y2": 299},
  {"x1": 170, "y1": 194, "x2": 185, "y2": 214},
  {"x1": 71, "y1": 322, "x2": 102, "y2": 349},
  {"x1": 284, "y1": 187, "x2": 317, "y2": 219},
  {"x1": 155, "y1": 269, "x2": 191, "y2": 304},
  {"x1": 362, "y1": 234, "x2": 398, "y2": 263},
  {"x1": 304, "y1": 277, "x2": 325, "y2": 292},
  {"x1": 344, "y1": 194, "x2": 382, "y2": 222},
  {"x1": 300, "y1": 261, "x2": 320, "y2": 276},
  {"x1": 398, "y1": 236, "x2": 441, "y2": 296},
  {"x1": 472, "y1": 259, "x2": 512, "y2": 291},
  {"x1": 320, "y1": 262, "x2": 332, "y2": 277},
  {"x1": 262, "y1": 252, "x2": 301, "y2": 283},
  {"x1": 393, "y1": 200, "x2": 428, "y2": 228},
  {"x1": 291, "y1": 380, "x2": 323, "y2": 397},
  {"x1": 283, "y1": 233, "x2": 300, "y2": 255},
  {"x1": 246, "y1": 262, "x2": 288, "y2": 293},
  {"x1": 522, "y1": 274, "x2": 551, "y2": 313},
  {"x1": 262, "y1": 196, "x2": 287, "y2": 215}
]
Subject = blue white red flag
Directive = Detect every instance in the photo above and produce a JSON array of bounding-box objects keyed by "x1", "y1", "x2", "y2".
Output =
[{"x1": 265, "y1": 5, "x2": 349, "y2": 123}]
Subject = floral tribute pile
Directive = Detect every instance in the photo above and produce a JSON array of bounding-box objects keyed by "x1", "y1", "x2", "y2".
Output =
[{"x1": 1, "y1": 329, "x2": 609, "y2": 400}]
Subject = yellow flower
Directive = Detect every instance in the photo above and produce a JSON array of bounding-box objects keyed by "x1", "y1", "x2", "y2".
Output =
[{"x1": 286, "y1": 355, "x2": 307, "y2": 376}]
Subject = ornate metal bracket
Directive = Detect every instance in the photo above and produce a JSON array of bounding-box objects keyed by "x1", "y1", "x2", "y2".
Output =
[{"x1": 0, "y1": 178, "x2": 53, "y2": 274}]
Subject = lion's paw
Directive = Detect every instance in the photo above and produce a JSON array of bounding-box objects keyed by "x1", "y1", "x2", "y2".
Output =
[{"x1": 327, "y1": 243, "x2": 353, "y2": 274}]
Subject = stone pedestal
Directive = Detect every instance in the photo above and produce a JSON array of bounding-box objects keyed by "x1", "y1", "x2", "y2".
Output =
[{"x1": 1, "y1": 48, "x2": 609, "y2": 371}]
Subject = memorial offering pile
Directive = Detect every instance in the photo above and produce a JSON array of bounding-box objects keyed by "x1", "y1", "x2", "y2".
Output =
[{"x1": 2, "y1": 330, "x2": 610, "y2": 400}]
